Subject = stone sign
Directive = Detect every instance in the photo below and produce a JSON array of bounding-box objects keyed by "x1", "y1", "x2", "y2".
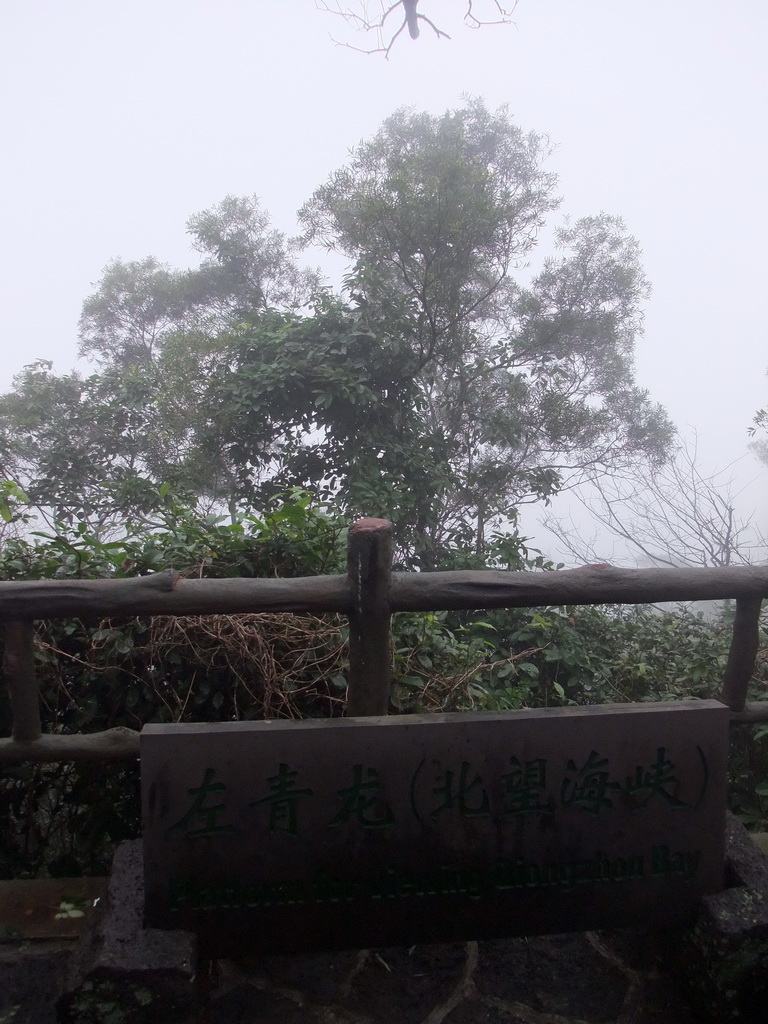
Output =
[{"x1": 141, "y1": 700, "x2": 729, "y2": 955}]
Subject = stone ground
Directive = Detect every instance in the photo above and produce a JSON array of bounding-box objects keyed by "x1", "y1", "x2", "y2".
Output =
[
  {"x1": 1, "y1": 927, "x2": 702, "y2": 1024},
  {"x1": 195, "y1": 930, "x2": 700, "y2": 1024},
  {"x1": 199, "y1": 933, "x2": 704, "y2": 1024}
]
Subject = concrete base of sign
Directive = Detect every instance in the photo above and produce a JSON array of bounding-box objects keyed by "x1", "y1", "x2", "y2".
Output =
[
  {"x1": 56, "y1": 841, "x2": 197, "y2": 1024},
  {"x1": 674, "y1": 811, "x2": 768, "y2": 1023}
]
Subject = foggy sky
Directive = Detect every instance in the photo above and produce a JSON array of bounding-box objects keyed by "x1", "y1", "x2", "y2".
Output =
[{"x1": 0, "y1": 0, "x2": 765, "y2": 548}]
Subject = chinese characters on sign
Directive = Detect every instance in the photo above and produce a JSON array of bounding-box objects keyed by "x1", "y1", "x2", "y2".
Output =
[
  {"x1": 141, "y1": 701, "x2": 729, "y2": 955},
  {"x1": 167, "y1": 745, "x2": 695, "y2": 841}
]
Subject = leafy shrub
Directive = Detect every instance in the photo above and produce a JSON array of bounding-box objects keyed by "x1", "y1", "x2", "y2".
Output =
[{"x1": 1, "y1": 493, "x2": 766, "y2": 876}]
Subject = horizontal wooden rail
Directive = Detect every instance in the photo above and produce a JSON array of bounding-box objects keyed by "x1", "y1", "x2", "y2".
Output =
[
  {"x1": 0, "y1": 727, "x2": 140, "y2": 763},
  {"x1": 390, "y1": 565, "x2": 768, "y2": 611},
  {"x1": 0, "y1": 563, "x2": 767, "y2": 620},
  {"x1": 0, "y1": 571, "x2": 350, "y2": 619},
  {"x1": 0, "y1": 519, "x2": 765, "y2": 765},
  {"x1": 729, "y1": 703, "x2": 768, "y2": 725}
]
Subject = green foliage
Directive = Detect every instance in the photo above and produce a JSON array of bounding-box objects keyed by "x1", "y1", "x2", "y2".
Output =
[
  {"x1": 78, "y1": 256, "x2": 196, "y2": 368},
  {"x1": 1, "y1": 500, "x2": 766, "y2": 876},
  {"x1": 0, "y1": 360, "x2": 199, "y2": 531},
  {"x1": 462, "y1": 604, "x2": 732, "y2": 710},
  {"x1": 0, "y1": 493, "x2": 349, "y2": 877},
  {"x1": 0, "y1": 480, "x2": 30, "y2": 527},
  {"x1": 300, "y1": 99, "x2": 560, "y2": 349},
  {"x1": 219, "y1": 296, "x2": 457, "y2": 563},
  {"x1": 0, "y1": 760, "x2": 140, "y2": 879},
  {"x1": 78, "y1": 197, "x2": 316, "y2": 370},
  {"x1": 0, "y1": 196, "x2": 317, "y2": 534},
  {"x1": 186, "y1": 193, "x2": 318, "y2": 314},
  {"x1": 1, "y1": 101, "x2": 673, "y2": 563},
  {"x1": 299, "y1": 100, "x2": 674, "y2": 554},
  {"x1": 64, "y1": 978, "x2": 158, "y2": 1024}
]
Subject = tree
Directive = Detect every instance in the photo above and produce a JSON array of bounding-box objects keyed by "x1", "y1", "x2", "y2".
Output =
[
  {"x1": 79, "y1": 195, "x2": 316, "y2": 371},
  {"x1": 30, "y1": 195, "x2": 319, "y2": 525},
  {"x1": 0, "y1": 338, "x2": 258, "y2": 534},
  {"x1": 215, "y1": 295, "x2": 451, "y2": 557},
  {"x1": 545, "y1": 433, "x2": 767, "y2": 569},
  {"x1": 78, "y1": 256, "x2": 201, "y2": 369},
  {"x1": 185, "y1": 194, "x2": 318, "y2": 318},
  {"x1": 1, "y1": 104, "x2": 671, "y2": 562},
  {"x1": 300, "y1": 100, "x2": 557, "y2": 355},
  {"x1": 297, "y1": 100, "x2": 673, "y2": 560},
  {"x1": 0, "y1": 360, "x2": 169, "y2": 531}
]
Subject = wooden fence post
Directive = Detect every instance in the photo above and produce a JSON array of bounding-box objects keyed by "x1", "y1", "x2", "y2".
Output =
[
  {"x1": 3, "y1": 620, "x2": 42, "y2": 743},
  {"x1": 720, "y1": 596, "x2": 763, "y2": 712},
  {"x1": 345, "y1": 518, "x2": 393, "y2": 717}
]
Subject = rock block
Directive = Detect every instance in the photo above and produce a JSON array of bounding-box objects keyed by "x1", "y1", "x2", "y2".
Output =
[
  {"x1": 676, "y1": 811, "x2": 768, "y2": 1023},
  {"x1": 56, "y1": 840, "x2": 197, "y2": 1023},
  {"x1": 0, "y1": 941, "x2": 72, "y2": 1024}
]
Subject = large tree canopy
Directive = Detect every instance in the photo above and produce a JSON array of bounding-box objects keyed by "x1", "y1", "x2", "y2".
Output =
[
  {"x1": 288, "y1": 101, "x2": 671, "y2": 558},
  {"x1": 0, "y1": 100, "x2": 672, "y2": 562}
]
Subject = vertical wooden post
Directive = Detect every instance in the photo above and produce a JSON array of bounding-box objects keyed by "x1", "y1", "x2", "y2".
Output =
[
  {"x1": 720, "y1": 596, "x2": 763, "y2": 712},
  {"x1": 3, "y1": 620, "x2": 42, "y2": 743},
  {"x1": 345, "y1": 518, "x2": 393, "y2": 717}
]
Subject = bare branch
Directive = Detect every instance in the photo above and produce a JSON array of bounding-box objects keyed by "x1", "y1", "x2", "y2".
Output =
[
  {"x1": 318, "y1": 1, "x2": 513, "y2": 57},
  {"x1": 417, "y1": 14, "x2": 451, "y2": 43},
  {"x1": 464, "y1": 1, "x2": 518, "y2": 29},
  {"x1": 544, "y1": 433, "x2": 767, "y2": 569}
]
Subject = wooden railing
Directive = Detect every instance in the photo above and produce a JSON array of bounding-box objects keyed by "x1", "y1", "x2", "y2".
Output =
[{"x1": 1, "y1": 518, "x2": 766, "y2": 764}]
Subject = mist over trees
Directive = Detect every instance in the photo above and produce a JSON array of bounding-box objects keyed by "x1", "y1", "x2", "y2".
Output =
[
  {"x1": 2, "y1": 98, "x2": 767, "y2": 875},
  {"x1": 546, "y1": 434, "x2": 767, "y2": 570},
  {"x1": 0, "y1": 100, "x2": 673, "y2": 564}
]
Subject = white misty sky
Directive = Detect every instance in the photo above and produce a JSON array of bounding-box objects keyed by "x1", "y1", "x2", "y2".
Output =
[{"x1": 0, "y1": 0, "x2": 765, "y2": 551}]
